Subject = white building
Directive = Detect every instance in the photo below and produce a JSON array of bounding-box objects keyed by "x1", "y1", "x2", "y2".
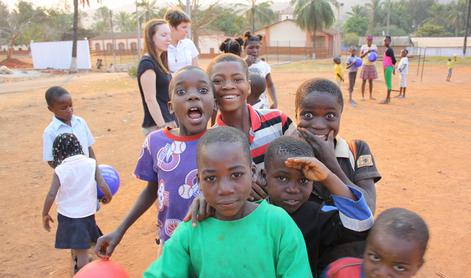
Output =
[{"x1": 410, "y1": 37, "x2": 471, "y2": 57}]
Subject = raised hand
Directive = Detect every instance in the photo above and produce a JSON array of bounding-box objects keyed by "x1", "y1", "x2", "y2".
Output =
[{"x1": 285, "y1": 157, "x2": 330, "y2": 182}]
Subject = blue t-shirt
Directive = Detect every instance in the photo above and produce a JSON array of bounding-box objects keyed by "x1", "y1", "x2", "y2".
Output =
[
  {"x1": 347, "y1": 56, "x2": 359, "y2": 72},
  {"x1": 134, "y1": 128, "x2": 205, "y2": 241}
]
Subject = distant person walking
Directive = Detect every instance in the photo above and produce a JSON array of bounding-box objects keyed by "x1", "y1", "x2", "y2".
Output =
[
  {"x1": 165, "y1": 8, "x2": 199, "y2": 74},
  {"x1": 360, "y1": 35, "x2": 378, "y2": 100}
]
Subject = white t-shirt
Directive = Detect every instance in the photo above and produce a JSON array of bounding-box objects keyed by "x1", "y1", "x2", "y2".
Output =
[
  {"x1": 55, "y1": 155, "x2": 97, "y2": 218},
  {"x1": 167, "y1": 38, "x2": 199, "y2": 74},
  {"x1": 398, "y1": 57, "x2": 409, "y2": 75},
  {"x1": 360, "y1": 44, "x2": 378, "y2": 66},
  {"x1": 43, "y1": 115, "x2": 95, "y2": 161},
  {"x1": 249, "y1": 60, "x2": 271, "y2": 109}
]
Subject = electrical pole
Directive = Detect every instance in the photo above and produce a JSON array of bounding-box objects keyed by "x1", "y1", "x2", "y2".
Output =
[
  {"x1": 186, "y1": 0, "x2": 192, "y2": 39},
  {"x1": 136, "y1": 0, "x2": 141, "y2": 59},
  {"x1": 464, "y1": 0, "x2": 471, "y2": 55},
  {"x1": 110, "y1": 10, "x2": 116, "y2": 66}
]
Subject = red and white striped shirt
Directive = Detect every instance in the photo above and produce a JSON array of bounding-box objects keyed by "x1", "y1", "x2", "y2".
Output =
[{"x1": 215, "y1": 104, "x2": 296, "y2": 169}]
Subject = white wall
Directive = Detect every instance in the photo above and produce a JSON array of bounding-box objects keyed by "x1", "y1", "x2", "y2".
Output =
[
  {"x1": 31, "y1": 40, "x2": 91, "y2": 69},
  {"x1": 410, "y1": 47, "x2": 471, "y2": 57},
  {"x1": 268, "y1": 21, "x2": 306, "y2": 47}
]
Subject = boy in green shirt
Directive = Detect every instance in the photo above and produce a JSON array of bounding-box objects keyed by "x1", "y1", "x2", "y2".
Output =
[{"x1": 144, "y1": 126, "x2": 311, "y2": 277}]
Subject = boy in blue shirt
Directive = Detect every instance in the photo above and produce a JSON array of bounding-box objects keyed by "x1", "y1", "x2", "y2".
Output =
[{"x1": 43, "y1": 86, "x2": 96, "y2": 168}]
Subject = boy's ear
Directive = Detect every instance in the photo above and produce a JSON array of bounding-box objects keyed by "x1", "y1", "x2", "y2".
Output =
[
  {"x1": 260, "y1": 168, "x2": 268, "y2": 186},
  {"x1": 47, "y1": 105, "x2": 53, "y2": 112},
  {"x1": 167, "y1": 100, "x2": 174, "y2": 115}
]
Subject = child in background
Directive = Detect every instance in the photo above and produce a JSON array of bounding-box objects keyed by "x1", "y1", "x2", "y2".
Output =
[
  {"x1": 322, "y1": 208, "x2": 429, "y2": 278},
  {"x1": 43, "y1": 86, "x2": 96, "y2": 168},
  {"x1": 144, "y1": 127, "x2": 312, "y2": 277},
  {"x1": 359, "y1": 35, "x2": 378, "y2": 100},
  {"x1": 248, "y1": 72, "x2": 267, "y2": 108},
  {"x1": 333, "y1": 56, "x2": 344, "y2": 87},
  {"x1": 446, "y1": 55, "x2": 456, "y2": 81},
  {"x1": 380, "y1": 35, "x2": 397, "y2": 104},
  {"x1": 244, "y1": 32, "x2": 278, "y2": 109},
  {"x1": 219, "y1": 37, "x2": 244, "y2": 56},
  {"x1": 95, "y1": 66, "x2": 215, "y2": 258},
  {"x1": 396, "y1": 49, "x2": 409, "y2": 98},
  {"x1": 346, "y1": 48, "x2": 359, "y2": 106},
  {"x1": 262, "y1": 136, "x2": 373, "y2": 277},
  {"x1": 207, "y1": 53, "x2": 296, "y2": 199},
  {"x1": 42, "y1": 133, "x2": 112, "y2": 273}
]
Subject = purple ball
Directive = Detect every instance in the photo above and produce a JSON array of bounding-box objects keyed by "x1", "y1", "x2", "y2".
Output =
[
  {"x1": 97, "y1": 164, "x2": 120, "y2": 199},
  {"x1": 354, "y1": 58, "x2": 363, "y2": 67},
  {"x1": 368, "y1": 52, "x2": 377, "y2": 62}
]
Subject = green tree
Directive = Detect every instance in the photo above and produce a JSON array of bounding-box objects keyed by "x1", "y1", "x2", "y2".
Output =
[
  {"x1": 136, "y1": 0, "x2": 159, "y2": 22},
  {"x1": 0, "y1": 1, "x2": 47, "y2": 59},
  {"x1": 236, "y1": 1, "x2": 277, "y2": 32},
  {"x1": 342, "y1": 32, "x2": 359, "y2": 47},
  {"x1": 292, "y1": 0, "x2": 335, "y2": 53},
  {"x1": 92, "y1": 6, "x2": 112, "y2": 34},
  {"x1": 415, "y1": 22, "x2": 448, "y2": 36},
  {"x1": 115, "y1": 11, "x2": 136, "y2": 32},
  {"x1": 343, "y1": 15, "x2": 368, "y2": 36},
  {"x1": 211, "y1": 8, "x2": 246, "y2": 36},
  {"x1": 366, "y1": 0, "x2": 381, "y2": 34},
  {"x1": 347, "y1": 5, "x2": 367, "y2": 18}
]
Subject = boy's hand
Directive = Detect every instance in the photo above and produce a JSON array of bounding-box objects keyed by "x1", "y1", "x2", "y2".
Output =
[
  {"x1": 100, "y1": 196, "x2": 112, "y2": 204},
  {"x1": 250, "y1": 170, "x2": 268, "y2": 201},
  {"x1": 42, "y1": 214, "x2": 54, "y2": 232},
  {"x1": 183, "y1": 196, "x2": 214, "y2": 227},
  {"x1": 95, "y1": 230, "x2": 124, "y2": 259},
  {"x1": 285, "y1": 157, "x2": 330, "y2": 182},
  {"x1": 298, "y1": 128, "x2": 336, "y2": 166}
]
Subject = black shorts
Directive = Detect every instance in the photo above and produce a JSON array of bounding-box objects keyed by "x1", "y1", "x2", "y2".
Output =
[{"x1": 55, "y1": 213, "x2": 102, "y2": 249}]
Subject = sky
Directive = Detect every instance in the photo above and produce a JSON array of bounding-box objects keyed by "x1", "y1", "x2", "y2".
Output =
[{"x1": 4, "y1": 0, "x2": 292, "y2": 11}]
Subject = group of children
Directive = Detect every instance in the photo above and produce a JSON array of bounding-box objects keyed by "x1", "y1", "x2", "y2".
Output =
[
  {"x1": 41, "y1": 38, "x2": 430, "y2": 277},
  {"x1": 334, "y1": 35, "x2": 410, "y2": 105}
]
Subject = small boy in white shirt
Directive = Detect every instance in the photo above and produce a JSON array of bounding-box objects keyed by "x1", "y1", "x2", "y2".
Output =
[
  {"x1": 43, "y1": 86, "x2": 96, "y2": 168},
  {"x1": 396, "y1": 49, "x2": 409, "y2": 98}
]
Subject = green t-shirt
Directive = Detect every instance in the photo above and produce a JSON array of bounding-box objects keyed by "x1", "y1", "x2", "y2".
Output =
[{"x1": 144, "y1": 200, "x2": 312, "y2": 278}]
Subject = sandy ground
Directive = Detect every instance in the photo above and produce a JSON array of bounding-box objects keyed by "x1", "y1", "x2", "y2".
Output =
[{"x1": 0, "y1": 61, "x2": 470, "y2": 278}]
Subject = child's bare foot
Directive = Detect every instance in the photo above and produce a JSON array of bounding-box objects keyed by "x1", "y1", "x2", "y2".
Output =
[
  {"x1": 370, "y1": 97, "x2": 376, "y2": 100},
  {"x1": 394, "y1": 94, "x2": 401, "y2": 98},
  {"x1": 350, "y1": 100, "x2": 357, "y2": 107},
  {"x1": 379, "y1": 99, "x2": 390, "y2": 104},
  {"x1": 361, "y1": 97, "x2": 366, "y2": 101}
]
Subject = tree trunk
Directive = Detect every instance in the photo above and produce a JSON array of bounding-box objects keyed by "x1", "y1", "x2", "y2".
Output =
[
  {"x1": 70, "y1": 0, "x2": 79, "y2": 72},
  {"x1": 311, "y1": 33, "x2": 316, "y2": 59},
  {"x1": 192, "y1": 29, "x2": 200, "y2": 52}
]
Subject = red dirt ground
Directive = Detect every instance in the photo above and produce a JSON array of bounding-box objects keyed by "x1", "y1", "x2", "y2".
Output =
[
  {"x1": 0, "y1": 61, "x2": 470, "y2": 277},
  {"x1": 0, "y1": 58, "x2": 33, "y2": 69}
]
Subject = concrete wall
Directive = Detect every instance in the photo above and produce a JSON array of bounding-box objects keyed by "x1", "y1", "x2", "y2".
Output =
[{"x1": 268, "y1": 20, "x2": 306, "y2": 47}]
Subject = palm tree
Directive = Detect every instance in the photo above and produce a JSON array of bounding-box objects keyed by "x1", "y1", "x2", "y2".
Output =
[
  {"x1": 236, "y1": 1, "x2": 276, "y2": 32},
  {"x1": 447, "y1": 0, "x2": 466, "y2": 36},
  {"x1": 71, "y1": 0, "x2": 100, "y2": 72},
  {"x1": 115, "y1": 11, "x2": 135, "y2": 32},
  {"x1": 292, "y1": 0, "x2": 335, "y2": 55},
  {"x1": 136, "y1": 0, "x2": 158, "y2": 22},
  {"x1": 347, "y1": 5, "x2": 367, "y2": 18},
  {"x1": 366, "y1": 0, "x2": 381, "y2": 35}
]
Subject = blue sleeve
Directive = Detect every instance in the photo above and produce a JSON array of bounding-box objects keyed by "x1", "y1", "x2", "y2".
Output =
[
  {"x1": 330, "y1": 187, "x2": 373, "y2": 232},
  {"x1": 134, "y1": 136, "x2": 158, "y2": 182},
  {"x1": 43, "y1": 129, "x2": 54, "y2": 161}
]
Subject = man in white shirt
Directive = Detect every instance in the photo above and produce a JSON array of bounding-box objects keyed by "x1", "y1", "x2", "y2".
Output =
[{"x1": 165, "y1": 8, "x2": 199, "y2": 74}]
